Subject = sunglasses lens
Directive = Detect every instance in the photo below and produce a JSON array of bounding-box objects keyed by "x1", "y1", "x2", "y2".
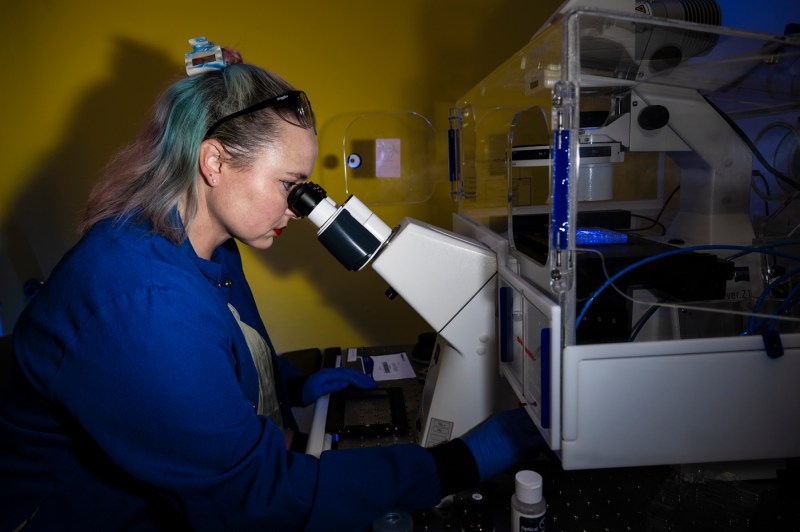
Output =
[{"x1": 297, "y1": 92, "x2": 315, "y2": 130}]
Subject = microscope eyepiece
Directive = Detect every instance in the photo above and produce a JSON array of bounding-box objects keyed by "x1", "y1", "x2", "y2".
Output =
[
  {"x1": 288, "y1": 182, "x2": 327, "y2": 218},
  {"x1": 287, "y1": 180, "x2": 392, "y2": 271}
]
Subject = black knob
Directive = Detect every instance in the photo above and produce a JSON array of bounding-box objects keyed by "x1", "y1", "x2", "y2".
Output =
[{"x1": 638, "y1": 104, "x2": 670, "y2": 131}]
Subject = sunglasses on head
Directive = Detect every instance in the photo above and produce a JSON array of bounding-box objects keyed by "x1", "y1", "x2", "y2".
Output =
[{"x1": 204, "y1": 90, "x2": 315, "y2": 139}]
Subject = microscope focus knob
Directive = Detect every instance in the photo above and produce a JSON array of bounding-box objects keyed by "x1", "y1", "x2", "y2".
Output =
[{"x1": 637, "y1": 104, "x2": 670, "y2": 131}]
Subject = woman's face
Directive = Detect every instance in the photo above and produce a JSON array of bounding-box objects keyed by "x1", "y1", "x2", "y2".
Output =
[{"x1": 203, "y1": 122, "x2": 318, "y2": 254}]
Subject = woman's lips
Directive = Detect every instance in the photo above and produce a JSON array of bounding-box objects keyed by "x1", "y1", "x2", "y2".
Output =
[{"x1": 274, "y1": 227, "x2": 283, "y2": 236}]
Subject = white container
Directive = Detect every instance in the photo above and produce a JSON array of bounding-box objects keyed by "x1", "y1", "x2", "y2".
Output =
[{"x1": 510, "y1": 470, "x2": 546, "y2": 531}]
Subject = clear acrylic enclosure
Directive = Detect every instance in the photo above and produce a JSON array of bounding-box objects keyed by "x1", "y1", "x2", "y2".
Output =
[
  {"x1": 449, "y1": 6, "x2": 800, "y2": 468},
  {"x1": 341, "y1": 112, "x2": 442, "y2": 205},
  {"x1": 451, "y1": 7, "x2": 800, "y2": 347},
  {"x1": 334, "y1": 5, "x2": 800, "y2": 467}
]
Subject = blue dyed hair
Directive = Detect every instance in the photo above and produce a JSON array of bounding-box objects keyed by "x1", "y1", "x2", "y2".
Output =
[{"x1": 81, "y1": 63, "x2": 314, "y2": 242}]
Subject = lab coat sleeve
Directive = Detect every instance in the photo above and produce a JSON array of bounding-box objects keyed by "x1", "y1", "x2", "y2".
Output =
[
  {"x1": 275, "y1": 352, "x2": 304, "y2": 381},
  {"x1": 276, "y1": 355, "x2": 309, "y2": 407},
  {"x1": 305, "y1": 444, "x2": 444, "y2": 531},
  {"x1": 40, "y1": 284, "x2": 319, "y2": 531},
  {"x1": 34, "y1": 284, "x2": 447, "y2": 531}
]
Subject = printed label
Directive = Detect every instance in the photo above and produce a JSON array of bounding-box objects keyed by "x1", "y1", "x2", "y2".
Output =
[
  {"x1": 519, "y1": 514, "x2": 545, "y2": 531},
  {"x1": 424, "y1": 418, "x2": 453, "y2": 447}
]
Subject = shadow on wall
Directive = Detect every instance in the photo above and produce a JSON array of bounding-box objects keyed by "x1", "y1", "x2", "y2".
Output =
[{"x1": 3, "y1": 38, "x2": 180, "y2": 295}]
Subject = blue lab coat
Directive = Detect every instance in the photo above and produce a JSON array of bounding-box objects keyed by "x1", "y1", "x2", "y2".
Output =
[{"x1": 0, "y1": 216, "x2": 449, "y2": 531}]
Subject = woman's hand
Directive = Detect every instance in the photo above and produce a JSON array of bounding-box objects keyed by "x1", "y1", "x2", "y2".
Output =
[{"x1": 301, "y1": 368, "x2": 377, "y2": 406}]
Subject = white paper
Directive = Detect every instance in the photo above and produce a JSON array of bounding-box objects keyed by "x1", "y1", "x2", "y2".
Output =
[
  {"x1": 375, "y1": 138, "x2": 401, "y2": 178},
  {"x1": 361, "y1": 352, "x2": 416, "y2": 381}
]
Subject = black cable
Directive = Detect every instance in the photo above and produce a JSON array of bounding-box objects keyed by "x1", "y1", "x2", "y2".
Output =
[
  {"x1": 629, "y1": 300, "x2": 667, "y2": 342},
  {"x1": 622, "y1": 185, "x2": 680, "y2": 235},
  {"x1": 628, "y1": 213, "x2": 667, "y2": 235}
]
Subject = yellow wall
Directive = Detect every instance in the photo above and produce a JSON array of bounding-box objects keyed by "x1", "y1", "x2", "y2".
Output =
[{"x1": 1, "y1": 1, "x2": 559, "y2": 351}]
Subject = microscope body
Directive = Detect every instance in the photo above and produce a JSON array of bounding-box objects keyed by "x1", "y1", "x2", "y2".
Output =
[
  {"x1": 371, "y1": 219, "x2": 516, "y2": 445},
  {"x1": 289, "y1": 186, "x2": 516, "y2": 446}
]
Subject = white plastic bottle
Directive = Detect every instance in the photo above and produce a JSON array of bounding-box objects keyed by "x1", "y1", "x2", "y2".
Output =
[{"x1": 510, "y1": 470, "x2": 546, "y2": 531}]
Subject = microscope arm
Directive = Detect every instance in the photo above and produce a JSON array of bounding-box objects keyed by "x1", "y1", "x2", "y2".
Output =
[{"x1": 288, "y1": 185, "x2": 510, "y2": 443}]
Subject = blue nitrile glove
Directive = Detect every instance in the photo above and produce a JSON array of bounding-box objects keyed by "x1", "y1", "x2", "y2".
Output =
[
  {"x1": 462, "y1": 408, "x2": 546, "y2": 482},
  {"x1": 301, "y1": 367, "x2": 378, "y2": 406}
]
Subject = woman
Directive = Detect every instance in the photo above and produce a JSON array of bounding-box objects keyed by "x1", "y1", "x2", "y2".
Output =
[{"x1": 0, "y1": 49, "x2": 542, "y2": 531}]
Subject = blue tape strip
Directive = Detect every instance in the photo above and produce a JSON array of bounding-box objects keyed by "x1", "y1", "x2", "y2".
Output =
[
  {"x1": 551, "y1": 130, "x2": 571, "y2": 250},
  {"x1": 447, "y1": 128, "x2": 458, "y2": 184},
  {"x1": 499, "y1": 287, "x2": 513, "y2": 363},
  {"x1": 540, "y1": 327, "x2": 551, "y2": 429}
]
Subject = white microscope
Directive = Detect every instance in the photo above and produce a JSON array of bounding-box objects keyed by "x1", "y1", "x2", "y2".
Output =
[{"x1": 287, "y1": 182, "x2": 511, "y2": 448}]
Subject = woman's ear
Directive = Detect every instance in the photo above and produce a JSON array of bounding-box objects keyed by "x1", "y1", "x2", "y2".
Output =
[{"x1": 199, "y1": 140, "x2": 224, "y2": 187}]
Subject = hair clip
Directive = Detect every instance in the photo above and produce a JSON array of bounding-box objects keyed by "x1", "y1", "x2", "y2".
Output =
[{"x1": 184, "y1": 37, "x2": 227, "y2": 76}]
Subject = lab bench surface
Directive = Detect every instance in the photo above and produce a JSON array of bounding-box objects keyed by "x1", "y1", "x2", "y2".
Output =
[
  {"x1": 282, "y1": 346, "x2": 800, "y2": 531},
  {"x1": 412, "y1": 459, "x2": 800, "y2": 531}
]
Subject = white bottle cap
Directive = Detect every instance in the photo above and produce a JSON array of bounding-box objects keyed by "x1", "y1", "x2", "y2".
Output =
[{"x1": 514, "y1": 470, "x2": 543, "y2": 505}]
